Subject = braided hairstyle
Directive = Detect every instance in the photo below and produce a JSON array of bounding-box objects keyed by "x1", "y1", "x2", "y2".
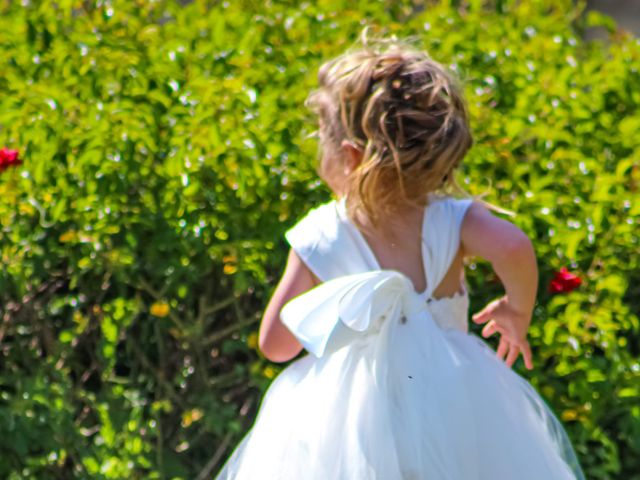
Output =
[{"x1": 306, "y1": 30, "x2": 473, "y2": 233}]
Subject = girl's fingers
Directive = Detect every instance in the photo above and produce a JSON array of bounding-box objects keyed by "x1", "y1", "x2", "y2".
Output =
[
  {"x1": 505, "y1": 344, "x2": 520, "y2": 368},
  {"x1": 473, "y1": 299, "x2": 502, "y2": 325},
  {"x1": 496, "y1": 337, "x2": 509, "y2": 360},
  {"x1": 519, "y1": 340, "x2": 534, "y2": 370},
  {"x1": 478, "y1": 316, "x2": 524, "y2": 345},
  {"x1": 481, "y1": 320, "x2": 498, "y2": 338},
  {"x1": 472, "y1": 308, "x2": 491, "y2": 324},
  {"x1": 478, "y1": 315, "x2": 531, "y2": 369}
]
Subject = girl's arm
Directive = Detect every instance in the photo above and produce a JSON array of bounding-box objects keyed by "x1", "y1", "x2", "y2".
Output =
[
  {"x1": 258, "y1": 248, "x2": 318, "y2": 363},
  {"x1": 460, "y1": 202, "x2": 538, "y2": 370}
]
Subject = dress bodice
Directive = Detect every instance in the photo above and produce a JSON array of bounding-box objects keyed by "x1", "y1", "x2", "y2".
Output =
[
  {"x1": 335, "y1": 195, "x2": 471, "y2": 333},
  {"x1": 285, "y1": 194, "x2": 474, "y2": 335}
]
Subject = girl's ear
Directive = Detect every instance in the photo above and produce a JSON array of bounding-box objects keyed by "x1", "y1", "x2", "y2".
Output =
[{"x1": 341, "y1": 140, "x2": 363, "y2": 174}]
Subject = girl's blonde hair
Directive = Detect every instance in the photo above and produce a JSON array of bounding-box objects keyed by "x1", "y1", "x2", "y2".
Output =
[{"x1": 306, "y1": 29, "x2": 475, "y2": 232}]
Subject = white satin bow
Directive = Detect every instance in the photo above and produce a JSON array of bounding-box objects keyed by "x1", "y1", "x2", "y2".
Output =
[{"x1": 281, "y1": 270, "x2": 432, "y2": 357}]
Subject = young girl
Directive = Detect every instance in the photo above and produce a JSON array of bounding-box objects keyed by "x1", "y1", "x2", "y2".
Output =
[{"x1": 217, "y1": 32, "x2": 585, "y2": 479}]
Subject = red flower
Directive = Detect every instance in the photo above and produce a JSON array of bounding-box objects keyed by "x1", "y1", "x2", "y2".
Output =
[
  {"x1": 549, "y1": 267, "x2": 582, "y2": 294},
  {"x1": 0, "y1": 147, "x2": 22, "y2": 173}
]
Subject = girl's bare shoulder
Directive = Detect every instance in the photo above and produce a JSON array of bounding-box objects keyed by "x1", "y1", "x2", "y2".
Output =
[{"x1": 460, "y1": 201, "x2": 532, "y2": 261}]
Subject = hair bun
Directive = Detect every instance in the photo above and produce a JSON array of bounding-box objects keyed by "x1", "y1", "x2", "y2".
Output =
[{"x1": 306, "y1": 29, "x2": 473, "y2": 231}]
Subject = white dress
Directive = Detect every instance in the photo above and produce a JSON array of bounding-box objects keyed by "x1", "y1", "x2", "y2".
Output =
[{"x1": 216, "y1": 195, "x2": 585, "y2": 480}]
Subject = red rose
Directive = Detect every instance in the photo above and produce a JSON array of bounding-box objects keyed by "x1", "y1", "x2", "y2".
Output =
[
  {"x1": 0, "y1": 147, "x2": 22, "y2": 172},
  {"x1": 549, "y1": 267, "x2": 582, "y2": 294}
]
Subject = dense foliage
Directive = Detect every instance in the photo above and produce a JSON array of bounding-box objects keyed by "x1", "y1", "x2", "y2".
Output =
[{"x1": 0, "y1": 0, "x2": 638, "y2": 478}]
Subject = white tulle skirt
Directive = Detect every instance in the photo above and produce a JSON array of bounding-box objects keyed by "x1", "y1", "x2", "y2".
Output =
[{"x1": 216, "y1": 306, "x2": 584, "y2": 480}]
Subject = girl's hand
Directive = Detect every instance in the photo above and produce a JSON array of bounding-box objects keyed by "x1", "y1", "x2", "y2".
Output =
[{"x1": 472, "y1": 296, "x2": 534, "y2": 370}]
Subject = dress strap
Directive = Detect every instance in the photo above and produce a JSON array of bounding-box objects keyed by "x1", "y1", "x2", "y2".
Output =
[
  {"x1": 284, "y1": 199, "x2": 374, "y2": 282},
  {"x1": 421, "y1": 196, "x2": 474, "y2": 299}
]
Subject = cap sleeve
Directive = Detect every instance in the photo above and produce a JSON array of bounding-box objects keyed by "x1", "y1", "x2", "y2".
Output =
[
  {"x1": 284, "y1": 200, "x2": 341, "y2": 283},
  {"x1": 450, "y1": 197, "x2": 474, "y2": 235},
  {"x1": 284, "y1": 209, "x2": 321, "y2": 275}
]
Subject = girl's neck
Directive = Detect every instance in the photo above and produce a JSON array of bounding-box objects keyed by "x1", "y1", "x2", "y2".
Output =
[{"x1": 340, "y1": 195, "x2": 425, "y2": 245}]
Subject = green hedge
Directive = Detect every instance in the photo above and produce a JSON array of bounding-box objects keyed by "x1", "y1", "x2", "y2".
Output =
[{"x1": 0, "y1": 0, "x2": 638, "y2": 478}]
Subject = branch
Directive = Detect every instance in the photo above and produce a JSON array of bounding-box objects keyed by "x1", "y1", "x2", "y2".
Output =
[
  {"x1": 195, "y1": 431, "x2": 233, "y2": 480},
  {"x1": 202, "y1": 315, "x2": 258, "y2": 346}
]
